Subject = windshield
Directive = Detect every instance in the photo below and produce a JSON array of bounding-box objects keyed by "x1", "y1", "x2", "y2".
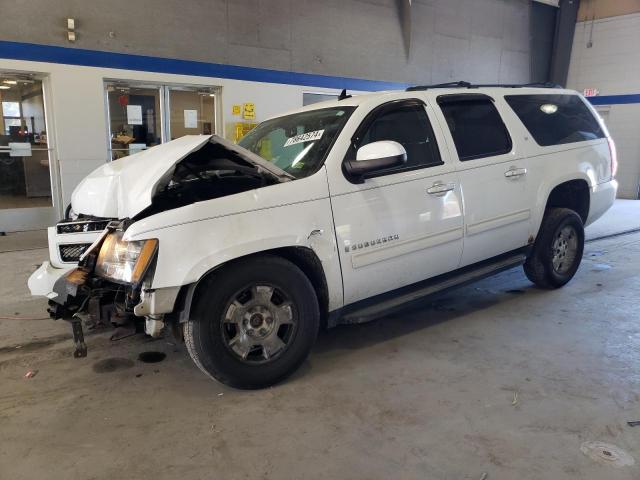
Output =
[{"x1": 238, "y1": 106, "x2": 356, "y2": 178}]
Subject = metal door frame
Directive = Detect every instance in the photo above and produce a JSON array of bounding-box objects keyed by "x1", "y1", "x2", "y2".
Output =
[{"x1": 0, "y1": 72, "x2": 62, "y2": 232}]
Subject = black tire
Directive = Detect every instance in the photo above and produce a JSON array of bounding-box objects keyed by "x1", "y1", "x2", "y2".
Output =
[
  {"x1": 183, "y1": 255, "x2": 319, "y2": 389},
  {"x1": 524, "y1": 208, "x2": 585, "y2": 289}
]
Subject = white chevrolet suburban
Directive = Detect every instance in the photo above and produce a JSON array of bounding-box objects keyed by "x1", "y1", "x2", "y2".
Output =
[{"x1": 29, "y1": 83, "x2": 617, "y2": 388}]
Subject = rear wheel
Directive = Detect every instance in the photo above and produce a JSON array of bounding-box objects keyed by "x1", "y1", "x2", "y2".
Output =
[
  {"x1": 524, "y1": 208, "x2": 585, "y2": 289},
  {"x1": 183, "y1": 256, "x2": 319, "y2": 389}
]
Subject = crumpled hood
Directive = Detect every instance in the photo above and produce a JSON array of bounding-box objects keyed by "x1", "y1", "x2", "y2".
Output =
[{"x1": 71, "y1": 135, "x2": 291, "y2": 219}]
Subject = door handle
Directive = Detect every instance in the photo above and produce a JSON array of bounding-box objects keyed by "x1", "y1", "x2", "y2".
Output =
[
  {"x1": 427, "y1": 182, "x2": 455, "y2": 196},
  {"x1": 504, "y1": 167, "x2": 527, "y2": 179}
]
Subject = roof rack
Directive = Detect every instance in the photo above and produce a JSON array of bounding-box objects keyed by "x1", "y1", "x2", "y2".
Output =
[{"x1": 406, "y1": 81, "x2": 563, "y2": 91}]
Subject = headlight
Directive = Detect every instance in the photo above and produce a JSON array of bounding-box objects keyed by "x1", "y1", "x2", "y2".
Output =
[{"x1": 95, "y1": 231, "x2": 158, "y2": 284}]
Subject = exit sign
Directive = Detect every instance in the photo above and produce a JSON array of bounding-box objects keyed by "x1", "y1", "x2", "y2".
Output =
[{"x1": 583, "y1": 88, "x2": 599, "y2": 97}]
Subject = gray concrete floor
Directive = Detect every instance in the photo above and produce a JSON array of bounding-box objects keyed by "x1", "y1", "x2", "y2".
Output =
[
  {"x1": 1, "y1": 204, "x2": 639, "y2": 479},
  {"x1": 586, "y1": 199, "x2": 640, "y2": 240}
]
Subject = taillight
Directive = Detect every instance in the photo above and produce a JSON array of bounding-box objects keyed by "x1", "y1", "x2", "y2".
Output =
[{"x1": 607, "y1": 136, "x2": 617, "y2": 178}]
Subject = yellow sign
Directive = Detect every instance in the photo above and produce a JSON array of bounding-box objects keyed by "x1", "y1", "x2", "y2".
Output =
[
  {"x1": 243, "y1": 102, "x2": 255, "y2": 120},
  {"x1": 232, "y1": 104, "x2": 241, "y2": 115},
  {"x1": 233, "y1": 122, "x2": 257, "y2": 142}
]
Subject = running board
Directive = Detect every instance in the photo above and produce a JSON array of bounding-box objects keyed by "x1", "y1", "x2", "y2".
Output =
[{"x1": 339, "y1": 253, "x2": 527, "y2": 325}]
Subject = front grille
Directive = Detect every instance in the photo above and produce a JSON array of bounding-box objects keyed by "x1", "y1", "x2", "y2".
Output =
[
  {"x1": 57, "y1": 220, "x2": 110, "y2": 234},
  {"x1": 59, "y1": 243, "x2": 92, "y2": 263}
]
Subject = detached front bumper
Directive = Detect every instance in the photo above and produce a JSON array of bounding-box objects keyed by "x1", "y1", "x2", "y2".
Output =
[{"x1": 28, "y1": 261, "x2": 74, "y2": 298}]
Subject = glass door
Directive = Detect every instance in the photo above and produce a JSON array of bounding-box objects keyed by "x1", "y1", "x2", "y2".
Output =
[
  {"x1": 0, "y1": 73, "x2": 59, "y2": 232},
  {"x1": 105, "y1": 82, "x2": 162, "y2": 160},
  {"x1": 167, "y1": 86, "x2": 217, "y2": 139},
  {"x1": 105, "y1": 81, "x2": 220, "y2": 161}
]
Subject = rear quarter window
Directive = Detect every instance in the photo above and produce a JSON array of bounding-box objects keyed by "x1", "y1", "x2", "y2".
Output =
[{"x1": 504, "y1": 94, "x2": 605, "y2": 147}]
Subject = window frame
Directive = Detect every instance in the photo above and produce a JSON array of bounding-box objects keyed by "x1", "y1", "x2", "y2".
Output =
[
  {"x1": 436, "y1": 93, "x2": 513, "y2": 162},
  {"x1": 342, "y1": 98, "x2": 444, "y2": 182}
]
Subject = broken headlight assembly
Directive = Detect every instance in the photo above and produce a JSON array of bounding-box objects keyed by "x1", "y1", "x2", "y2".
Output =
[{"x1": 95, "y1": 231, "x2": 158, "y2": 285}]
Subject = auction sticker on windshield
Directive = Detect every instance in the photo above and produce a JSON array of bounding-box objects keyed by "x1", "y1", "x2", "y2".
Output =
[{"x1": 284, "y1": 129, "x2": 324, "y2": 147}]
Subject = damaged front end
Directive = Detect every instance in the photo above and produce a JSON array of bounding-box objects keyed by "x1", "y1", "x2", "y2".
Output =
[
  {"x1": 47, "y1": 221, "x2": 159, "y2": 358},
  {"x1": 39, "y1": 134, "x2": 296, "y2": 358}
]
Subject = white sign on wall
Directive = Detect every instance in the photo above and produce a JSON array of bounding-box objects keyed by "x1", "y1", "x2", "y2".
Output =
[
  {"x1": 127, "y1": 105, "x2": 143, "y2": 125},
  {"x1": 184, "y1": 109, "x2": 198, "y2": 129},
  {"x1": 583, "y1": 88, "x2": 599, "y2": 97}
]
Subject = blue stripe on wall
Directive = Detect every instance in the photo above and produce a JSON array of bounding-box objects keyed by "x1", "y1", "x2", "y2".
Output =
[
  {"x1": 588, "y1": 94, "x2": 640, "y2": 105},
  {"x1": 2, "y1": 41, "x2": 640, "y2": 103},
  {"x1": 0, "y1": 40, "x2": 408, "y2": 92}
]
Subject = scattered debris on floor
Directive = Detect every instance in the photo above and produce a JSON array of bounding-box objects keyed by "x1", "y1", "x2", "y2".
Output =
[
  {"x1": 580, "y1": 441, "x2": 635, "y2": 467},
  {"x1": 479, "y1": 472, "x2": 488, "y2": 480},
  {"x1": 110, "y1": 326, "x2": 137, "y2": 341},
  {"x1": 591, "y1": 263, "x2": 612, "y2": 272},
  {"x1": 506, "y1": 289, "x2": 525, "y2": 294},
  {"x1": 23, "y1": 369, "x2": 38, "y2": 379},
  {"x1": 512, "y1": 391, "x2": 519, "y2": 407},
  {"x1": 627, "y1": 421, "x2": 640, "y2": 427},
  {"x1": 138, "y1": 351, "x2": 167, "y2": 363},
  {"x1": 587, "y1": 250, "x2": 606, "y2": 257}
]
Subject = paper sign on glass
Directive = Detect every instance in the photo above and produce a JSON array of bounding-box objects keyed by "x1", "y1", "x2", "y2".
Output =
[
  {"x1": 9, "y1": 142, "x2": 32, "y2": 157},
  {"x1": 127, "y1": 105, "x2": 143, "y2": 125},
  {"x1": 129, "y1": 143, "x2": 147, "y2": 155},
  {"x1": 184, "y1": 110, "x2": 198, "y2": 129}
]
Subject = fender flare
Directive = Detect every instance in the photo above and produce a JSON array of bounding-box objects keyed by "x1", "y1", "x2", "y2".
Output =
[{"x1": 172, "y1": 246, "x2": 331, "y2": 324}]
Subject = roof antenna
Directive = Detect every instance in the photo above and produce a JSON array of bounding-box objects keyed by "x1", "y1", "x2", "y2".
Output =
[{"x1": 338, "y1": 89, "x2": 352, "y2": 100}]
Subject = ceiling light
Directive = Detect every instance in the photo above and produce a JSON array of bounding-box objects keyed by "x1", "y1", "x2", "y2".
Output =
[
  {"x1": 0, "y1": 85, "x2": 10, "y2": 90},
  {"x1": 3, "y1": 80, "x2": 17, "y2": 85},
  {"x1": 209, "y1": 93, "x2": 215, "y2": 97},
  {"x1": 540, "y1": 104, "x2": 558, "y2": 114}
]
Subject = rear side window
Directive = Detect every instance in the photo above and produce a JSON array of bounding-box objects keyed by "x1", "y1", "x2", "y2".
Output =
[
  {"x1": 353, "y1": 101, "x2": 442, "y2": 173},
  {"x1": 437, "y1": 95, "x2": 512, "y2": 161},
  {"x1": 505, "y1": 94, "x2": 605, "y2": 146}
]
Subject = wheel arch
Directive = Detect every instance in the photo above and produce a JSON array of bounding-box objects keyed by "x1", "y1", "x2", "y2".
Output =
[
  {"x1": 545, "y1": 179, "x2": 590, "y2": 223},
  {"x1": 533, "y1": 177, "x2": 590, "y2": 238},
  {"x1": 171, "y1": 246, "x2": 331, "y2": 329}
]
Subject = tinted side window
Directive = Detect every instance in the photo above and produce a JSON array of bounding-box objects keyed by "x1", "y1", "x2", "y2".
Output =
[
  {"x1": 356, "y1": 103, "x2": 442, "y2": 173},
  {"x1": 505, "y1": 94, "x2": 605, "y2": 146},
  {"x1": 437, "y1": 96, "x2": 512, "y2": 161}
]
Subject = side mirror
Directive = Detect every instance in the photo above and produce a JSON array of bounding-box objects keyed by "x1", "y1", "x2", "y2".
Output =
[{"x1": 344, "y1": 140, "x2": 407, "y2": 179}]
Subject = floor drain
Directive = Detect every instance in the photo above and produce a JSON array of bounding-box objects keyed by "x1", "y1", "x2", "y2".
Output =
[
  {"x1": 138, "y1": 351, "x2": 166, "y2": 363},
  {"x1": 580, "y1": 441, "x2": 635, "y2": 467}
]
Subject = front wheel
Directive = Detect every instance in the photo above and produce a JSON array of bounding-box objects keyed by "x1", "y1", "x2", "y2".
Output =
[
  {"x1": 524, "y1": 208, "x2": 585, "y2": 289},
  {"x1": 183, "y1": 256, "x2": 319, "y2": 389}
]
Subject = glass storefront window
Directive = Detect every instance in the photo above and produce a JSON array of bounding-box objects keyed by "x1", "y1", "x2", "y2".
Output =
[
  {"x1": 0, "y1": 75, "x2": 52, "y2": 210},
  {"x1": 105, "y1": 81, "x2": 219, "y2": 161},
  {"x1": 106, "y1": 83, "x2": 162, "y2": 160},
  {"x1": 168, "y1": 87, "x2": 216, "y2": 140}
]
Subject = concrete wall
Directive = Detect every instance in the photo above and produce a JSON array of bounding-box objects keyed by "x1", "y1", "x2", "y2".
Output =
[
  {"x1": 567, "y1": 13, "x2": 640, "y2": 199},
  {"x1": 0, "y1": 0, "x2": 534, "y2": 85}
]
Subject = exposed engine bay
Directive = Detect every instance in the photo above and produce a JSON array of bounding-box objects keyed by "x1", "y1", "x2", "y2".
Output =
[{"x1": 136, "y1": 141, "x2": 284, "y2": 219}]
